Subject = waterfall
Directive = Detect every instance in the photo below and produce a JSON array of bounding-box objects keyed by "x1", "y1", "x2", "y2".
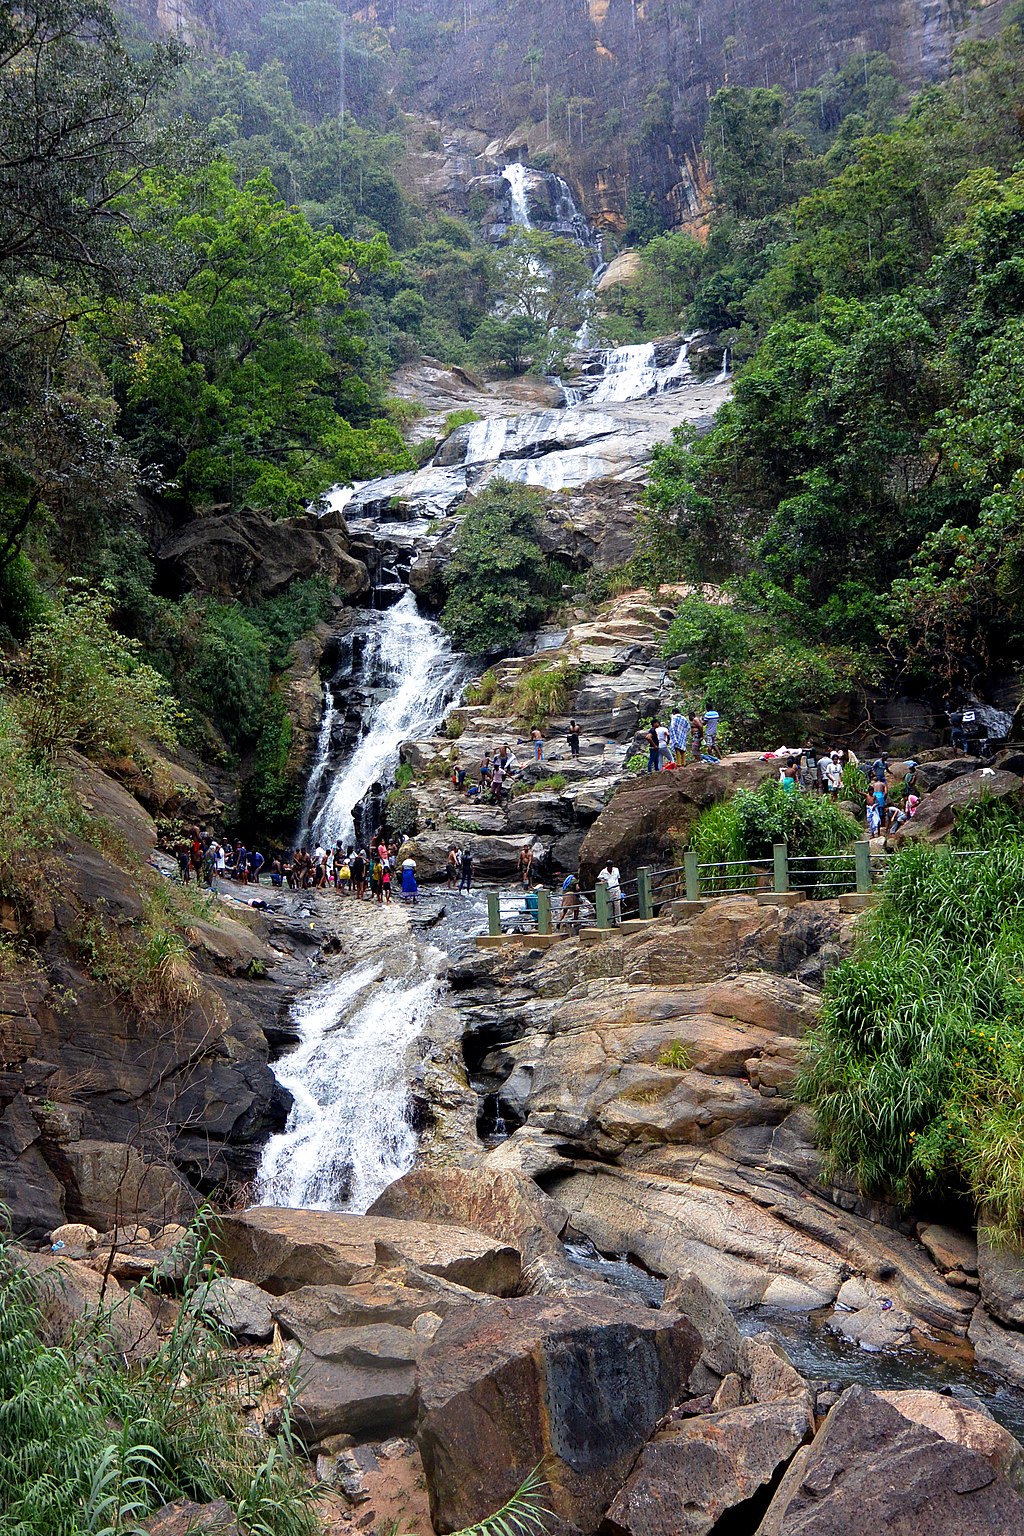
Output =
[
  {"x1": 587, "y1": 341, "x2": 692, "y2": 404},
  {"x1": 256, "y1": 962, "x2": 439, "y2": 1211},
  {"x1": 296, "y1": 683, "x2": 337, "y2": 845},
  {"x1": 504, "y1": 162, "x2": 532, "y2": 228},
  {"x1": 715, "y1": 347, "x2": 731, "y2": 384},
  {"x1": 306, "y1": 590, "x2": 465, "y2": 850}
]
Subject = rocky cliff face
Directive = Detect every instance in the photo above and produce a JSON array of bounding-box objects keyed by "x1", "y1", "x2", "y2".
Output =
[{"x1": 315, "y1": 0, "x2": 1008, "y2": 229}]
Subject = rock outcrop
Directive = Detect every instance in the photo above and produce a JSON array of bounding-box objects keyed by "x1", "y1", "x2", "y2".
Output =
[
  {"x1": 155, "y1": 505, "x2": 368, "y2": 604},
  {"x1": 417, "y1": 1294, "x2": 701, "y2": 1534}
]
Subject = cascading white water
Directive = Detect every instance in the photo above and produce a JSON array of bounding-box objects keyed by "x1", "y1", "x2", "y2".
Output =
[
  {"x1": 715, "y1": 347, "x2": 731, "y2": 384},
  {"x1": 296, "y1": 683, "x2": 337, "y2": 843},
  {"x1": 256, "y1": 962, "x2": 439, "y2": 1211},
  {"x1": 307, "y1": 590, "x2": 464, "y2": 850},
  {"x1": 588, "y1": 341, "x2": 691, "y2": 404},
  {"x1": 504, "y1": 162, "x2": 533, "y2": 228}
]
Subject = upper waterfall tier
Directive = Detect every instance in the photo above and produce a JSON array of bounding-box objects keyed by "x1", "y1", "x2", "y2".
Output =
[{"x1": 330, "y1": 336, "x2": 730, "y2": 528}]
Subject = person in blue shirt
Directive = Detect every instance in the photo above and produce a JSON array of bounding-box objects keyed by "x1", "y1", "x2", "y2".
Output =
[{"x1": 703, "y1": 703, "x2": 721, "y2": 757}]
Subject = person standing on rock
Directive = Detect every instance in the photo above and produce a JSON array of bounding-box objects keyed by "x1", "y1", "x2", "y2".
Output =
[
  {"x1": 446, "y1": 846, "x2": 459, "y2": 887},
  {"x1": 689, "y1": 713, "x2": 704, "y2": 760},
  {"x1": 531, "y1": 727, "x2": 545, "y2": 761},
  {"x1": 518, "y1": 843, "x2": 534, "y2": 889},
  {"x1": 646, "y1": 720, "x2": 661, "y2": 775},
  {"x1": 597, "y1": 859, "x2": 622, "y2": 925},
  {"x1": 669, "y1": 708, "x2": 689, "y2": 766},
  {"x1": 656, "y1": 718, "x2": 671, "y2": 769},
  {"x1": 703, "y1": 703, "x2": 720, "y2": 757},
  {"x1": 567, "y1": 719, "x2": 581, "y2": 758},
  {"x1": 401, "y1": 855, "x2": 417, "y2": 902},
  {"x1": 458, "y1": 846, "x2": 474, "y2": 893}
]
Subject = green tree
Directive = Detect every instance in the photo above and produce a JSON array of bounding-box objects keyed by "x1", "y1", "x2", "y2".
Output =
[
  {"x1": 119, "y1": 161, "x2": 410, "y2": 511},
  {"x1": 440, "y1": 479, "x2": 550, "y2": 653},
  {"x1": 493, "y1": 227, "x2": 595, "y2": 341}
]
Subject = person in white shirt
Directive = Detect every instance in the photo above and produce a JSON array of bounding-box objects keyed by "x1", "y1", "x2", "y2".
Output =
[
  {"x1": 597, "y1": 859, "x2": 622, "y2": 925},
  {"x1": 655, "y1": 721, "x2": 671, "y2": 769}
]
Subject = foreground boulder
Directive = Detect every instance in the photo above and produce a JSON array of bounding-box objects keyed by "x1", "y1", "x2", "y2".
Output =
[
  {"x1": 417, "y1": 1295, "x2": 701, "y2": 1535},
  {"x1": 216, "y1": 1207, "x2": 521, "y2": 1296},
  {"x1": 293, "y1": 1322, "x2": 422, "y2": 1444},
  {"x1": 604, "y1": 1398, "x2": 813, "y2": 1536},
  {"x1": 368, "y1": 1166, "x2": 567, "y2": 1263},
  {"x1": 757, "y1": 1385, "x2": 1024, "y2": 1533}
]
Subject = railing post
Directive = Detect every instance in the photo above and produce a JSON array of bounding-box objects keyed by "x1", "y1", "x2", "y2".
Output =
[
  {"x1": 537, "y1": 890, "x2": 551, "y2": 935},
  {"x1": 638, "y1": 866, "x2": 653, "y2": 920},
  {"x1": 596, "y1": 883, "x2": 610, "y2": 928},
  {"x1": 773, "y1": 842, "x2": 790, "y2": 894},
  {"x1": 855, "y1": 839, "x2": 871, "y2": 894},
  {"x1": 684, "y1": 850, "x2": 700, "y2": 902},
  {"x1": 487, "y1": 892, "x2": 501, "y2": 936}
]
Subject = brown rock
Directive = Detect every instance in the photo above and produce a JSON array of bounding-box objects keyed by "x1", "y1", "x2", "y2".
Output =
[
  {"x1": 144, "y1": 1499, "x2": 239, "y2": 1535},
  {"x1": 19, "y1": 1251, "x2": 159, "y2": 1364},
  {"x1": 756, "y1": 1385, "x2": 1024, "y2": 1534},
  {"x1": 271, "y1": 1272, "x2": 487, "y2": 1343},
  {"x1": 919, "y1": 1223, "x2": 979, "y2": 1276},
  {"x1": 874, "y1": 1390, "x2": 1024, "y2": 1492},
  {"x1": 294, "y1": 1323, "x2": 421, "y2": 1443},
  {"x1": 604, "y1": 1398, "x2": 813, "y2": 1536},
  {"x1": 216, "y1": 1207, "x2": 522, "y2": 1296},
  {"x1": 897, "y1": 769, "x2": 1023, "y2": 844},
  {"x1": 368, "y1": 1165, "x2": 566, "y2": 1262},
  {"x1": 579, "y1": 755, "x2": 776, "y2": 884},
  {"x1": 60, "y1": 1140, "x2": 193, "y2": 1231},
  {"x1": 417, "y1": 1294, "x2": 701, "y2": 1535}
]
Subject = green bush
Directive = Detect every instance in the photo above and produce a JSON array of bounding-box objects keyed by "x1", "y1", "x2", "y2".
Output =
[
  {"x1": 688, "y1": 778, "x2": 860, "y2": 863},
  {"x1": 14, "y1": 585, "x2": 177, "y2": 759},
  {"x1": 385, "y1": 786, "x2": 418, "y2": 836},
  {"x1": 798, "y1": 830, "x2": 1024, "y2": 1238},
  {"x1": 440, "y1": 480, "x2": 550, "y2": 653},
  {"x1": 0, "y1": 696, "x2": 79, "y2": 917},
  {"x1": 0, "y1": 1216, "x2": 317, "y2": 1536},
  {"x1": 249, "y1": 578, "x2": 333, "y2": 670},
  {"x1": 506, "y1": 661, "x2": 580, "y2": 726},
  {"x1": 186, "y1": 602, "x2": 271, "y2": 753},
  {"x1": 661, "y1": 596, "x2": 749, "y2": 669}
]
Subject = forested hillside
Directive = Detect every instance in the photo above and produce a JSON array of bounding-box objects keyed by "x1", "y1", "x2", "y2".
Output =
[{"x1": 634, "y1": 24, "x2": 1024, "y2": 728}]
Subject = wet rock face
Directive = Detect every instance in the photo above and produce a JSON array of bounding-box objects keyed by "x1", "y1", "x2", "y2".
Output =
[{"x1": 417, "y1": 1294, "x2": 701, "y2": 1535}]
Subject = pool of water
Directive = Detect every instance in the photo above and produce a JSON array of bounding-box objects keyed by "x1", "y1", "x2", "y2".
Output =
[
  {"x1": 562, "y1": 1240, "x2": 1024, "y2": 1441},
  {"x1": 740, "y1": 1308, "x2": 1024, "y2": 1442}
]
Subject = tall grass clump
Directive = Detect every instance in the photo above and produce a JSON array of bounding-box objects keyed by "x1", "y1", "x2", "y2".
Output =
[
  {"x1": 798, "y1": 815, "x2": 1024, "y2": 1239},
  {"x1": 507, "y1": 661, "x2": 581, "y2": 726},
  {"x1": 0, "y1": 1214, "x2": 317, "y2": 1536}
]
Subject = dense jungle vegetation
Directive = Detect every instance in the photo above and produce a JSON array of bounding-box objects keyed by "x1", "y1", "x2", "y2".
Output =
[
  {"x1": 0, "y1": 0, "x2": 552, "y2": 842},
  {"x1": 638, "y1": 24, "x2": 1024, "y2": 721}
]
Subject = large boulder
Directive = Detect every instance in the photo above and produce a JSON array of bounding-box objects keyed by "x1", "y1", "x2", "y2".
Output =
[
  {"x1": 187, "y1": 1276, "x2": 275, "y2": 1341},
  {"x1": 156, "y1": 507, "x2": 368, "y2": 603},
  {"x1": 58, "y1": 1141, "x2": 193, "y2": 1231},
  {"x1": 874, "y1": 1390, "x2": 1024, "y2": 1493},
  {"x1": 216, "y1": 1207, "x2": 522, "y2": 1296},
  {"x1": 968, "y1": 1306, "x2": 1024, "y2": 1389},
  {"x1": 578, "y1": 755, "x2": 775, "y2": 883},
  {"x1": 897, "y1": 768, "x2": 1023, "y2": 843},
  {"x1": 18, "y1": 1251, "x2": 159, "y2": 1364},
  {"x1": 756, "y1": 1385, "x2": 1024, "y2": 1534},
  {"x1": 368, "y1": 1166, "x2": 566, "y2": 1263},
  {"x1": 293, "y1": 1323, "x2": 422, "y2": 1443},
  {"x1": 603, "y1": 1398, "x2": 813, "y2": 1536},
  {"x1": 272, "y1": 1268, "x2": 489, "y2": 1344},
  {"x1": 417, "y1": 1294, "x2": 701, "y2": 1535}
]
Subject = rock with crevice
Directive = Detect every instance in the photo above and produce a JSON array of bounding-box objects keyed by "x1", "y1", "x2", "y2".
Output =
[
  {"x1": 756, "y1": 1384, "x2": 1024, "y2": 1534},
  {"x1": 417, "y1": 1294, "x2": 701, "y2": 1535},
  {"x1": 603, "y1": 1397, "x2": 813, "y2": 1536}
]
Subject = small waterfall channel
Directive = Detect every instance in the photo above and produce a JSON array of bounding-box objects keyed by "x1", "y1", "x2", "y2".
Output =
[{"x1": 257, "y1": 962, "x2": 439, "y2": 1211}]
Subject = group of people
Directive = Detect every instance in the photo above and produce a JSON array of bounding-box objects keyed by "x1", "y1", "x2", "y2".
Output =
[
  {"x1": 173, "y1": 827, "x2": 421, "y2": 903},
  {"x1": 769, "y1": 746, "x2": 921, "y2": 836},
  {"x1": 645, "y1": 707, "x2": 721, "y2": 772},
  {"x1": 450, "y1": 721, "x2": 584, "y2": 806}
]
